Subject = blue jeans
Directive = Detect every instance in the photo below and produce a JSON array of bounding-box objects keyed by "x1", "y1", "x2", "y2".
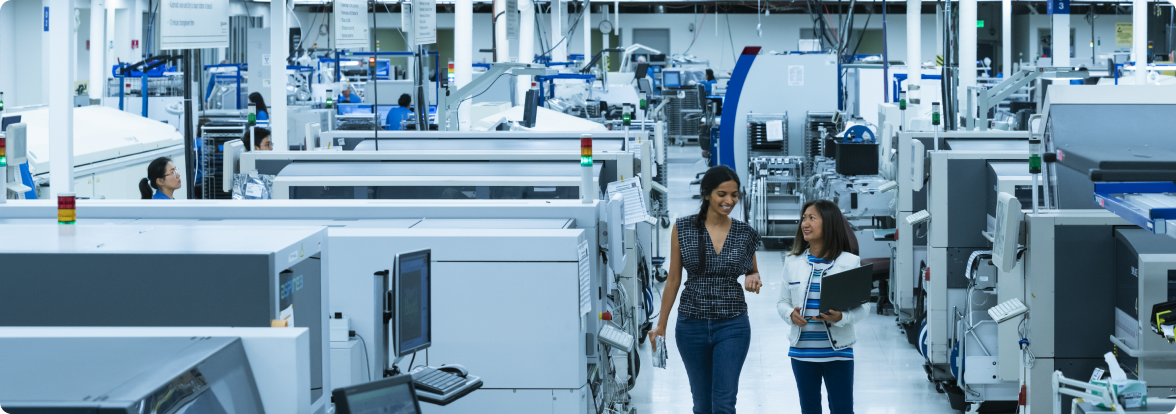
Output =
[
  {"x1": 675, "y1": 314, "x2": 751, "y2": 414},
  {"x1": 791, "y1": 359, "x2": 855, "y2": 414}
]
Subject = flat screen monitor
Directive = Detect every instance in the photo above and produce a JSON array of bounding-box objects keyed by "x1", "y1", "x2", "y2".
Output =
[
  {"x1": 2, "y1": 115, "x2": 21, "y2": 132},
  {"x1": 649, "y1": 54, "x2": 667, "y2": 64},
  {"x1": 634, "y1": 63, "x2": 649, "y2": 80},
  {"x1": 394, "y1": 249, "x2": 431, "y2": 357},
  {"x1": 332, "y1": 374, "x2": 422, "y2": 414},
  {"x1": 662, "y1": 71, "x2": 681, "y2": 89}
]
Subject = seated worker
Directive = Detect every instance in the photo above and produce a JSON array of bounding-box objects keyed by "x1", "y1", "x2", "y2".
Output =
[
  {"x1": 241, "y1": 127, "x2": 273, "y2": 151},
  {"x1": 702, "y1": 69, "x2": 717, "y2": 95},
  {"x1": 385, "y1": 94, "x2": 414, "y2": 131},
  {"x1": 138, "y1": 157, "x2": 182, "y2": 200},
  {"x1": 338, "y1": 86, "x2": 362, "y2": 104},
  {"x1": 248, "y1": 92, "x2": 269, "y2": 121}
]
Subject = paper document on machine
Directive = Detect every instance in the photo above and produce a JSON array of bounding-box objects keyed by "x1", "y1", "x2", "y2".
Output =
[
  {"x1": 578, "y1": 241, "x2": 592, "y2": 316},
  {"x1": 767, "y1": 120, "x2": 784, "y2": 142},
  {"x1": 606, "y1": 180, "x2": 654, "y2": 229}
]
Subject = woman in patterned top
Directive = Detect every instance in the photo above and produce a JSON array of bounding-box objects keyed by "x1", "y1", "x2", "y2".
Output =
[
  {"x1": 648, "y1": 165, "x2": 762, "y2": 414},
  {"x1": 778, "y1": 199, "x2": 869, "y2": 414}
]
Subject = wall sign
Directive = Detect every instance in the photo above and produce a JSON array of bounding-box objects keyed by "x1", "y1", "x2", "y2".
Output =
[
  {"x1": 333, "y1": 0, "x2": 369, "y2": 50},
  {"x1": 414, "y1": 0, "x2": 437, "y2": 45},
  {"x1": 159, "y1": 0, "x2": 229, "y2": 49}
]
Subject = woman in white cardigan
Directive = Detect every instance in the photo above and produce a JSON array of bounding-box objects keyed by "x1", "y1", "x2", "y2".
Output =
[{"x1": 777, "y1": 199, "x2": 870, "y2": 414}]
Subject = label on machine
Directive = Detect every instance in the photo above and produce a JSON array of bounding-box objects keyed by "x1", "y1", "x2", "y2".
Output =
[
  {"x1": 578, "y1": 241, "x2": 591, "y2": 316},
  {"x1": 159, "y1": 0, "x2": 228, "y2": 49},
  {"x1": 413, "y1": 0, "x2": 437, "y2": 45}
]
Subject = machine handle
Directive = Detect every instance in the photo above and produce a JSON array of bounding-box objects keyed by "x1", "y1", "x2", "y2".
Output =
[
  {"x1": 911, "y1": 139, "x2": 925, "y2": 192},
  {"x1": 1109, "y1": 335, "x2": 1176, "y2": 359}
]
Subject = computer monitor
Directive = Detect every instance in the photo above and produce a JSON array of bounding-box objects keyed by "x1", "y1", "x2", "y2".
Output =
[
  {"x1": 662, "y1": 71, "x2": 681, "y2": 89},
  {"x1": 332, "y1": 374, "x2": 422, "y2": 414},
  {"x1": 649, "y1": 54, "x2": 667, "y2": 64},
  {"x1": 394, "y1": 249, "x2": 431, "y2": 357},
  {"x1": 634, "y1": 63, "x2": 649, "y2": 80},
  {"x1": 2, "y1": 115, "x2": 21, "y2": 132}
]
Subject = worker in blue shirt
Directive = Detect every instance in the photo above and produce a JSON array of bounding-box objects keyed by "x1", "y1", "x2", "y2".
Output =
[
  {"x1": 385, "y1": 94, "x2": 414, "y2": 130},
  {"x1": 138, "y1": 157, "x2": 182, "y2": 200},
  {"x1": 241, "y1": 127, "x2": 273, "y2": 152},
  {"x1": 338, "y1": 87, "x2": 361, "y2": 104},
  {"x1": 702, "y1": 69, "x2": 717, "y2": 95},
  {"x1": 248, "y1": 92, "x2": 269, "y2": 121}
]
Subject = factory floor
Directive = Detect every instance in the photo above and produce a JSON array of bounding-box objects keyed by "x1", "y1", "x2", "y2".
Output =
[{"x1": 629, "y1": 145, "x2": 955, "y2": 413}]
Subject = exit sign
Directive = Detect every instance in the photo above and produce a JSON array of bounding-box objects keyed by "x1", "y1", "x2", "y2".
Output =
[{"x1": 977, "y1": 20, "x2": 985, "y2": 28}]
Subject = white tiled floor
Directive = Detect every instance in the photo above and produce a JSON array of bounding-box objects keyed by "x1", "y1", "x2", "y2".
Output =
[{"x1": 629, "y1": 145, "x2": 954, "y2": 413}]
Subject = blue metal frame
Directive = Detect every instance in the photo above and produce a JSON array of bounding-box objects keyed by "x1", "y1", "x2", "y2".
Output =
[
  {"x1": 535, "y1": 74, "x2": 595, "y2": 106},
  {"x1": 718, "y1": 51, "x2": 757, "y2": 171},
  {"x1": 203, "y1": 63, "x2": 246, "y2": 110},
  {"x1": 1094, "y1": 181, "x2": 1176, "y2": 233}
]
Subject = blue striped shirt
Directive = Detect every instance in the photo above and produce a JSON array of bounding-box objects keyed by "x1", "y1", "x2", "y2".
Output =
[{"x1": 788, "y1": 254, "x2": 854, "y2": 362}]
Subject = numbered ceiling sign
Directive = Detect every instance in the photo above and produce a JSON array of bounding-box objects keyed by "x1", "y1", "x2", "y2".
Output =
[
  {"x1": 333, "y1": 0, "x2": 369, "y2": 50},
  {"x1": 1047, "y1": 0, "x2": 1069, "y2": 14},
  {"x1": 160, "y1": 0, "x2": 229, "y2": 49},
  {"x1": 414, "y1": 0, "x2": 437, "y2": 45}
]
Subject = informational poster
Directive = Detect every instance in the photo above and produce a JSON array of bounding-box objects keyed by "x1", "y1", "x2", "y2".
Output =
[
  {"x1": 606, "y1": 180, "x2": 654, "y2": 229},
  {"x1": 506, "y1": 0, "x2": 520, "y2": 41},
  {"x1": 414, "y1": 0, "x2": 437, "y2": 45},
  {"x1": 333, "y1": 0, "x2": 369, "y2": 50},
  {"x1": 788, "y1": 65, "x2": 804, "y2": 86},
  {"x1": 159, "y1": 0, "x2": 228, "y2": 49},
  {"x1": 1116, "y1": 22, "x2": 1132, "y2": 46}
]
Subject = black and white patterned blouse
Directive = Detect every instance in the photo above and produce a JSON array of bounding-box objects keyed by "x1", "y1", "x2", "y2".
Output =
[{"x1": 676, "y1": 214, "x2": 762, "y2": 320}]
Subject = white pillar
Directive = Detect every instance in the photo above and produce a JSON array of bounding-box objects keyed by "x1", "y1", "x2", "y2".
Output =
[
  {"x1": 583, "y1": 1, "x2": 591, "y2": 61},
  {"x1": 105, "y1": 2, "x2": 115, "y2": 80},
  {"x1": 270, "y1": 0, "x2": 288, "y2": 149},
  {"x1": 1053, "y1": 14, "x2": 1070, "y2": 67},
  {"x1": 906, "y1": 0, "x2": 922, "y2": 114},
  {"x1": 47, "y1": 0, "x2": 75, "y2": 198},
  {"x1": 1134, "y1": 0, "x2": 1147, "y2": 84},
  {"x1": 456, "y1": 0, "x2": 472, "y2": 130},
  {"x1": 89, "y1": 0, "x2": 105, "y2": 101},
  {"x1": 517, "y1": 0, "x2": 534, "y2": 103},
  {"x1": 551, "y1": 0, "x2": 565, "y2": 62},
  {"x1": 495, "y1": 0, "x2": 507, "y2": 62},
  {"x1": 959, "y1": 0, "x2": 977, "y2": 121},
  {"x1": 1002, "y1": 0, "x2": 1011, "y2": 76}
]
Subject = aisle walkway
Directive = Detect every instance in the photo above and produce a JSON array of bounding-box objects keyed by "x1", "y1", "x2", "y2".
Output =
[{"x1": 629, "y1": 146, "x2": 952, "y2": 413}]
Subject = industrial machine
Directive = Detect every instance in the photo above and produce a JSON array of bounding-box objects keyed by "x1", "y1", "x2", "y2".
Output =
[
  {"x1": 0, "y1": 224, "x2": 331, "y2": 412},
  {"x1": 0, "y1": 198, "x2": 640, "y2": 413},
  {"x1": 0, "y1": 336, "x2": 265, "y2": 413},
  {"x1": 892, "y1": 131, "x2": 1029, "y2": 330},
  {"x1": 5, "y1": 106, "x2": 186, "y2": 200}
]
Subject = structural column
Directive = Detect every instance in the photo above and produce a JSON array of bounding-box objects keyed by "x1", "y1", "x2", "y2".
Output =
[
  {"x1": 90, "y1": 0, "x2": 105, "y2": 102},
  {"x1": 959, "y1": 0, "x2": 976, "y2": 124},
  {"x1": 1002, "y1": 0, "x2": 1011, "y2": 76},
  {"x1": 47, "y1": 0, "x2": 75, "y2": 198},
  {"x1": 270, "y1": 0, "x2": 288, "y2": 149},
  {"x1": 518, "y1": 0, "x2": 535, "y2": 103},
  {"x1": 456, "y1": 0, "x2": 472, "y2": 130},
  {"x1": 495, "y1": 0, "x2": 507, "y2": 62},
  {"x1": 550, "y1": 0, "x2": 564, "y2": 62},
  {"x1": 906, "y1": 0, "x2": 922, "y2": 117},
  {"x1": 1134, "y1": 0, "x2": 1147, "y2": 84}
]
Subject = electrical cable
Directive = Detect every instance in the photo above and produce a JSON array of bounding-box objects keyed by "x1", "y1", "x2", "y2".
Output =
[
  {"x1": 682, "y1": 6, "x2": 707, "y2": 55},
  {"x1": 355, "y1": 332, "x2": 374, "y2": 381},
  {"x1": 540, "y1": 0, "x2": 587, "y2": 61}
]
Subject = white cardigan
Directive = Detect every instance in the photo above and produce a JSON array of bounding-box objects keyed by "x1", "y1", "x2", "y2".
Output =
[{"x1": 776, "y1": 251, "x2": 870, "y2": 351}]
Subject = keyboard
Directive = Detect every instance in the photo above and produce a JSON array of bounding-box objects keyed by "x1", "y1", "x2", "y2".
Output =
[
  {"x1": 599, "y1": 323, "x2": 634, "y2": 353},
  {"x1": 988, "y1": 298, "x2": 1029, "y2": 324},
  {"x1": 410, "y1": 366, "x2": 467, "y2": 395},
  {"x1": 906, "y1": 210, "x2": 932, "y2": 225}
]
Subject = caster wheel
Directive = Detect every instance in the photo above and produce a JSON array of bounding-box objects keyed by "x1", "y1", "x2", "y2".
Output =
[
  {"x1": 935, "y1": 382, "x2": 945, "y2": 393},
  {"x1": 655, "y1": 268, "x2": 668, "y2": 283},
  {"x1": 660, "y1": 216, "x2": 671, "y2": 229}
]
